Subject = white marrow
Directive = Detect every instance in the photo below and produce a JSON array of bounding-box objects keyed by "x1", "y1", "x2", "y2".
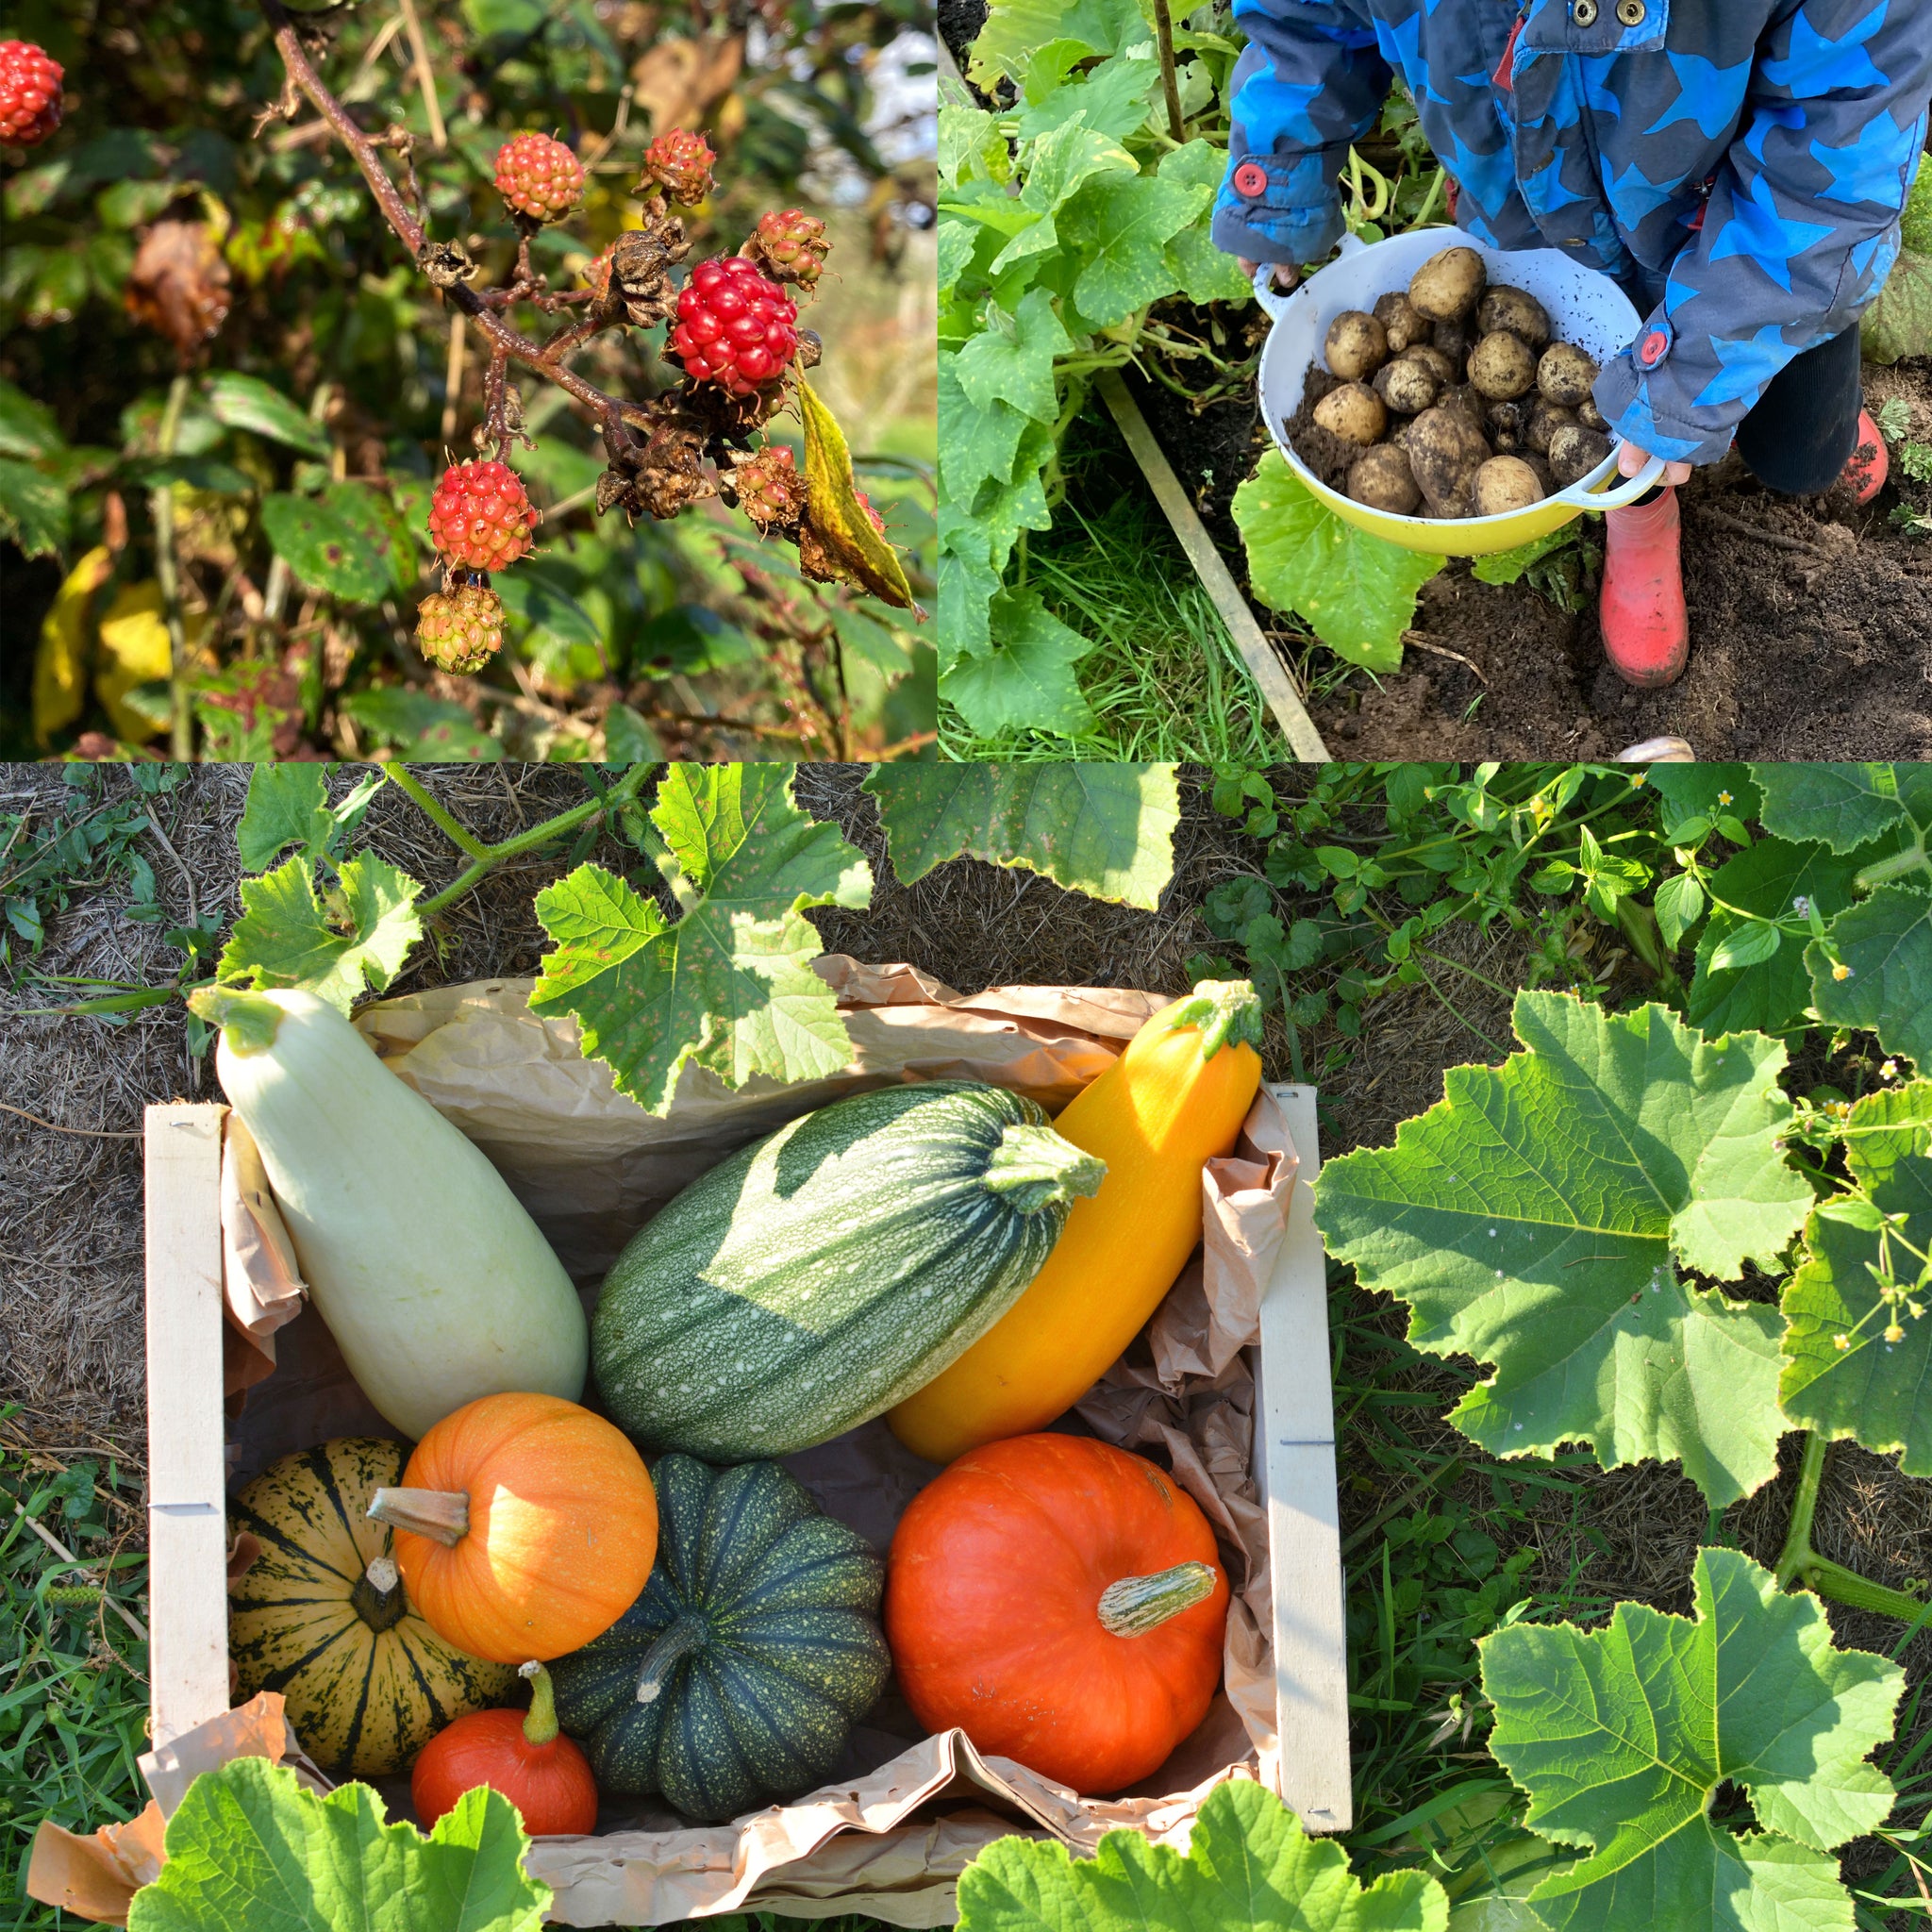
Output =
[{"x1": 196, "y1": 987, "x2": 587, "y2": 1438}]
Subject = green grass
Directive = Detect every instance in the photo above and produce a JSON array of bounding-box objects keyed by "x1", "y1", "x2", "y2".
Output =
[
  {"x1": 1, "y1": 1430, "x2": 151, "y2": 1932},
  {"x1": 940, "y1": 421, "x2": 1295, "y2": 764}
]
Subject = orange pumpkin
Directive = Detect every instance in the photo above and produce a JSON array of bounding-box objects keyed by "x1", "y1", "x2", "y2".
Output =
[
  {"x1": 411, "y1": 1660, "x2": 599, "y2": 1837},
  {"x1": 885, "y1": 1433, "x2": 1228, "y2": 1793},
  {"x1": 367, "y1": 1391, "x2": 657, "y2": 1664}
]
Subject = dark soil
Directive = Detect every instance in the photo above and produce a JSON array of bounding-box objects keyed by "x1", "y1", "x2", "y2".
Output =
[
  {"x1": 1139, "y1": 338, "x2": 1932, "y2": 758},
  {"x1": 936, "y1": 0, "x2": 986, "y2": 70}
]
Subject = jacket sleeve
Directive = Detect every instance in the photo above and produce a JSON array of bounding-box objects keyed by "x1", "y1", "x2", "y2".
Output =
[
  {"x1": 1597, "y1": 0, "x2": 1932, "y2": 465},
  {"x1": 1212, "y1": 1, "x2": 1391, "y2": 267}
]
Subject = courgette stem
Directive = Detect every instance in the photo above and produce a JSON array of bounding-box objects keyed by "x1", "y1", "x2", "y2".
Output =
[
  {"x1": 635, "y1": 1615, "x2": 708, "y2": 1704},
  {"x1": 1166, "y1": 979, "x2": 1265, "y2": 1058},
  {"x1": 981, "y1": 1122, "x2": 1107, "y2": 1215},
  {"x1": 1096, "y1": 1560, "x2": 1219, "y2": 1637},
  {"x1": 365, "y1": 1487, "x2": 469, "y2": 1546},
  {"x1": 1773, "y1": 1431, "x2": 1929, "y2": 1624},
  {"x1": 518, "y1": 1659, "x2": 560, "y2": 1745}
]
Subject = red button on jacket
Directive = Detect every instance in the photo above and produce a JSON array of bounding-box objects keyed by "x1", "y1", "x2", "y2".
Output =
[
  {"x1": 1233, "y1": 160, "x2": 1268, "y2": 197},
  {"x1": 1640, "y1": 328, "x2": 1670, "y2": 367}
]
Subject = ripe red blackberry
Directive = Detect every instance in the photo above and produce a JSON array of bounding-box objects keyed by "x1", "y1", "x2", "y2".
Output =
[
  {"x1": 641, "y1": 128, "x2": 715, "y2": 207},
  {"x1": 749, "y1": 209, "x2": 829, "y2": 291},
  {"x1": 731, "y1": 445, "x2": 805, "y2": 530},
  {"x1": 415, "y1": 583, "x2": 505, "y2": 675},
  {"x1": 427, "y1": 460, "x2": 538, "y2": 571},
  {"x1": 493, "y1": 132, "x2": 584, "y2": 223},
  {"x1": 670, "y1": 257, "x2": 798, "y2": 398},
  {"x1": 0, "y1": 41, "x2": 62, "y2": 147}
]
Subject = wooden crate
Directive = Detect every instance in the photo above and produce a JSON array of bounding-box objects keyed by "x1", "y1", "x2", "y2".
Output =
[{"x1": 140, "y1": 1077, "x2": 1350, "y2": 1889}]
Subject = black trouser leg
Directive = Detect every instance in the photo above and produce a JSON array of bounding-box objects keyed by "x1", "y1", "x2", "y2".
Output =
[{"x1": 1732, "y1": 324, "x2": 1863, "y2": 495}]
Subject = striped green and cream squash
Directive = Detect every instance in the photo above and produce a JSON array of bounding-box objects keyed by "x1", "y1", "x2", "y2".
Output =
[
  {"x1": 547, "y1": 1453, "x2": 889, "y2": 1823},
  {"x1": 228, "y1": 1438, "x2": 513, "y2": 1776},
  {"x1": 591, "y1": 1080, "x2": 1106, "y2": 1460}
]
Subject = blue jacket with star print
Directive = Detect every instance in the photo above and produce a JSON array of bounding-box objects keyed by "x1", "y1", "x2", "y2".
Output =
[{"x1": 1213, "y1": 1, "x2": 1932, "y2": 464}]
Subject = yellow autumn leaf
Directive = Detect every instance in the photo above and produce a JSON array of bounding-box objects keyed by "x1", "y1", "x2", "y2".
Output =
[
  {"x1": 33, "y1": 546, "x2": 115, "y2": 746},
  {"x1": 94, "y1": 581, "x2": 208, "y2": 742},
  {"x1": 795, "y1": 376, "x2": 917, "y2": 612}
]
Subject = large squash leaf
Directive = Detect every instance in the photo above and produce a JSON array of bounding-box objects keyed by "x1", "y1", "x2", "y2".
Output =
[
  {"x1": 1481, "y1": 1547, "x2": 1901, "y2": 1932},
  {"x1": 1807, "y1": 885, "x2": 1932, "y2": 1073},
  {"x1": 864, "y1": 762, "x2": 1178, "y2": 906},
  {"x1": 1232, "y1": 451, "x2": 1444, "y2": 673},
  {"x1": 1781, "y1": 1082, "x2": 1932, "y2": 1470},
  {"x1": 236, "y1": 764, "x2": 380, "y2": 874},
  {"x1": 958, "y1": 1779, "x2": 1447, "y2": 1932},
  {"x1": 530, "y1": 762, "x2": 873, "y2": 1113},
  {"x1": 126, "y1": 1757, "x2": 549, "y2": 1932},
  {"x1": 1313, "y1": 991, "x2": 1811, "y2": 1506},
  {"x1": 216, "y1": 853, "x2": 424, "y2": 1013}
]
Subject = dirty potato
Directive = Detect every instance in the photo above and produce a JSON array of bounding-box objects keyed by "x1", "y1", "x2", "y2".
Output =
[
  {"x1": 1313, "y1": 381, "x2": 1388, "y2": 447},
  {"x1": 1576, "y1": 396, "x2": 1609, "y2": 433},
  {"x1": 1374, "y1": 354, "x2": 1441, "y2": 416},
  {"x1": 1408, "y1": 245, "x2": 1487, "y2": 323},
  {"x1": 1436, "y1": 382, "x2": 1489, "y2": 439},
  {"x1": 1324, "y1": 309, "x2": 1389, "y2": 381},
  {"x1": 1407, "y1": 403, "x2": 1491, "y2": 518},
  {"x1": 1347, "y1": 443, "x2": 1422, "y2": 515},
  {"x1": 1546, "y1": 423, "x2": 1613, "y2": 486},
  {"x1": 1476, "y1": 286, "x2": 1552, "y2": 349},
  {"x1": 1472, "y1": 455, "x2": 1545, "y2": 516},
  {"x1": 1373, "y1": 291, "x2": 1430, "y2": 354},
  {"x1": 1433, "y1": 317, "x2": 1474, "y2": 370},
  {"x1": 1538, "y1": 341, "x2": 1599, "y2": 408},
  {"x1": 1469, "y1": 331, "x2": 1539, "y2": 401},
  {"x1": 1486, "y1": 398, "x2": 1528, "y2": 452},
  {"x1": 1524, "y1": 399, "x2": 1576, "y2": 455}
]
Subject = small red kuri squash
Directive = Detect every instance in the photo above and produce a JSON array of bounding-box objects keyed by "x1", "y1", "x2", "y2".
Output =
[
  {"x1": 367, "y1": 1391, "x2": 657, "y2": 1663},
  {"x1": 412, "y1": 1660, "x2": 599, "y2": 1835},
  {"x1": 885, "y1": 1433, "x2": 1228, "y2": 1792}
]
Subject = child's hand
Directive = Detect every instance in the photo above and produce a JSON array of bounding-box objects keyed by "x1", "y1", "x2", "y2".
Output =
[
  {"x1": 1240, "y1": 259, "x2": 1303, "y2": 294},
  {"x1": 1618, "y1": 441, "x2": 1692, "y2": 488}
]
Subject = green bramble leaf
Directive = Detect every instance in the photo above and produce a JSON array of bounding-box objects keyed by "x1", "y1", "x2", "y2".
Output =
[
  {"x1": 864, "y1": 763, "x2": 1178, "y2": 908},
  {"x1": 322, "y1": 480, "x2": 418, "y2": 593},
  {"x1": 1233, "y1": 451, "x2": 1444, "y2": 673},
  {"x1": 958, "y1": 1779, "x2": 1447, "y2": 1932},
  {"x1": 216, "y1": 853, "x2": 423, "y2": 1013},
  {"x1": 235, "y1": 764, "x2": 379, "y2": 874},
  {"x1": 125, "y1": 1757, "x2": 549, "y2": 1932},
  {"x1": 1313, "y1": 991, "x2": 1811, "y2": 1506},
  {"x1": 259, "y1": 493, "x2": 392, "y2": 608},
  {"x1": 1481, "y1": 1546, "x2": 1901, "y2": 1932},
  {"x1": 941, "y1": 588, "x2": 1094, "y2": 738},
  {"x1": 1685, "y1": 837, "x2": 1872, "y2": 1041},
  {"x1": 0, "y1": 456, "x2": 70, "y2": 558},
  {"x1": 203, "y1": 372, "x2": 331, "y2": 458},
  {"x1": 1807, "y1": 885, "x2": 1932, "y2": 1073},
  {"x1": 529, "y1": 763, "x2": 873, "y2": 1115},
  {"x1": 341, "y1": 689, "x2": 504, "y2": 763},
  {"x1": 1781, "y1": 1082, "x2": 1932, "y2": 1469}
]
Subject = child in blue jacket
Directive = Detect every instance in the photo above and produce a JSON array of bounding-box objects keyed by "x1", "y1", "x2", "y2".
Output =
[{"x1": 1215, "y1": 0, "x2": 1932, "y2": 686}]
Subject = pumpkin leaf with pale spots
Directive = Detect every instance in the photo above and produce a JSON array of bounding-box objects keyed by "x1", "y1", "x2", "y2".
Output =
[
  {"x1": 530, "y1": 762, "x2": 873, "y2": 1114},
  {"x1": 125, "y1": 1757, "x2": 548, "y2": 1932},
  {"x1": 795, "y1": 377, "x2": 917, "y2": 611}
]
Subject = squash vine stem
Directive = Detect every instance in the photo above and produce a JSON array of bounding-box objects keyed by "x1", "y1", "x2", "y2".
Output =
[{"x1": 1773, "y1": 1430, "x2": 1929, "y2": 1624}]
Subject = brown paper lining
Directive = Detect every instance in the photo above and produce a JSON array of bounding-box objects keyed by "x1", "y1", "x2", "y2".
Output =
[{"x1": 59, "y1": 960, "x2": 1305, "y2": 1928}]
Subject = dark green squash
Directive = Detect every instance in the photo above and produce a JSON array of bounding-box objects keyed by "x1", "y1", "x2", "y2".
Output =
[
  {"x1": 547, "y1": 1453, "x2": 890, "y2": 1823},
  {"x1": 591, "y1": 1080, "x2": 1106, "y2": 1460}
]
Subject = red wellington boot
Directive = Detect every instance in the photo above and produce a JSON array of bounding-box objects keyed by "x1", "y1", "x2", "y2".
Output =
[
  {"x1": 1843, "y1": 408, "x2": 1889, "y2": 503},
  {"x1": 1599, "y1": 486, "x2": 1690, "y2": 688}
]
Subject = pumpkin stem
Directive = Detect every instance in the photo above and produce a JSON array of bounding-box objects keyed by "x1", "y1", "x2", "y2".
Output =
[
  {"x1": 1166, "y1": 980, "x2": 1264, "y2": 1059},
  {"x1": 635, "y1": 1615, "x2": 708, "y2": 1704},
  {"x1": 1096, "y1": 1560, "x2": 1219, "y2": 1637},
  {"x1": 348, "y1": 1554, "x2": 408, "y2": 1634},
  {"x1": 982, "y1": 1122, "x2": 1107, "y2": 1216},
  {"x1": 518, "y1": 1660, "x2": 560, "y2": 1747},
  {"x1": 365, "y1": 1487, "x2": 469, "y2": 1547}
]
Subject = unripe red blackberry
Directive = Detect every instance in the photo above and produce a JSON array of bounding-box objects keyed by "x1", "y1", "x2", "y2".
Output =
[
  {"x1": 0, "y1": 41, "x2": 62, "y2": 147},
  {"x1": 427, "y1": 459, "x2": 539, "y2": 571},
  {"x1": 855, "y1": 489, "x2": 886, "y2": 536},
  {"x1": 749, "y1": 209, "x2": 829, "y2": 290},
  {"x1": 415, "y1": 584, "x2": 504, "y2": 675},
  {"x1": 670, "y1": 257, "x2": 798, "y2": 398},
  {"x1": 493, "y1": 132, "x2": 584, "y2": 223},
  {"x1": 641, "y1": 127, "x2": 715, "y2": 207},
  {"x1": 731, "y1": 445, "x2": 806, "y2": 531}
]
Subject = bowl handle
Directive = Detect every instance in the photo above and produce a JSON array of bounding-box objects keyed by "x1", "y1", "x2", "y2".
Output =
[
  {"x1": 1571, "y1": 450, "x2": 1667, "y2": 511},
  {"x1": 1250, "y1": 229, "x2": 1372, "y2": 320}
]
